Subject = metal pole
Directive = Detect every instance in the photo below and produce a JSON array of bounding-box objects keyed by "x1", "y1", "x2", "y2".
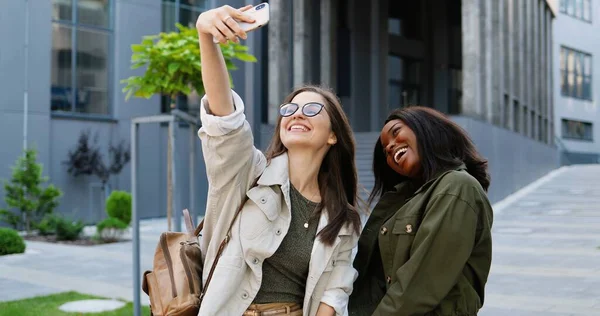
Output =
[
  {"x1": 131, "y1": 122, "x2": 141, "y2": 316},
  {"x1": 169, "y1": 116, "x2": 181, "y2": 232},
  {"x1": 23, "y1": 0, "x2": 29, "y2": 151},
  {"x1": 189, "y1": 125, "x2": 196, "y2": 224}
]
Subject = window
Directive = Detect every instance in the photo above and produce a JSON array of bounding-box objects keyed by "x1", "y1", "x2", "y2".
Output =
[
  {"x1": 161, "y1": 0, "x2": 208, "y2": 116},
  {"x1": 387, "y1": 55, "x2": 421, "y2": 112},
  {"x1": 562, "y1": 119, "x2": 593, "y2": 141},
  {"x1": 560, "y1": 46, "x2": 592, "y2": 101},
  {"x1": 560, "y1": 0, "x2": 592, "y2": 23},
  {"x1": 51, "y1": 0, "x2": 113, "y2": 115}
]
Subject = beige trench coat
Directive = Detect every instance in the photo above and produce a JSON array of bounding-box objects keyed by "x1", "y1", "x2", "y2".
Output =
[{"x1": 196, "y1": 91, "x2": 359, "y2": 316}]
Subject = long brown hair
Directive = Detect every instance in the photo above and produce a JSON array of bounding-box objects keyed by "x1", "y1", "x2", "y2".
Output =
[
  {"x1": 368, "y1": 106, "x2": 490, "y2": 205},
  {"x1": 264, "y1": 85, "x2": 361, "y2": 245}
]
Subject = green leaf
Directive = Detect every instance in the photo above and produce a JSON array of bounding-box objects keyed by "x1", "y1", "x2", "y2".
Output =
[
  {"x1": 131, "y1": 44, "x2": 145, "y2": 53},
  {"x1": 235, "y1": 52, "x2": 257, "y2": 62},
  {"x1": 168, "y1": 63, "x2": 181, "y2": 75}
]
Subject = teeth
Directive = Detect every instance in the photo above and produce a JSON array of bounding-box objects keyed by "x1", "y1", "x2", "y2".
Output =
[
  {"x1": 290, "y1": 125, "x2": 309, "y2": 132},
  {"x1": 394, "y1": 147, "x2": 408, "y2": 163}
]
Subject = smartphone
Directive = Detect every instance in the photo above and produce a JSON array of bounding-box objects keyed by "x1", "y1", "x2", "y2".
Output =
[{"x1": 213, "y1": 2, "x2": 270, "y2": 43}]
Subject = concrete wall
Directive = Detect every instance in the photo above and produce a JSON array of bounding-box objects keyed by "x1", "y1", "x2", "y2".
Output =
[
  {"x1": 0, "y1": 0, "x2": 52, "y2": 217},
  {"x1": 452, "y1": 115, "x2": 559, "y2": 203},
  {"x1": 553, "y1": 0, "x2": 600, "y2": 162}
]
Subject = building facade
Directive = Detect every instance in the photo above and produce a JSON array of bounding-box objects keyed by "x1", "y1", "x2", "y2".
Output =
[
  {"x1": 0, "y1": 0, "x2": 558, "y2": 224},
  {"x1": 554, "y1": 0, "x2": 600, "y2": 164}
]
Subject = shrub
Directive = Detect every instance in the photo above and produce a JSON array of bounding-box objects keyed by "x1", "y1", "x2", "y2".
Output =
[
  {"x1": 0, "y1": 228, "x2": 26, "y2": 255},
  {"x1": 97, "y1": 217, "x2": 128, "y2": 242},
  {"x1": 36, "y1": 214, "x2": 60, "y2": 236},
  {"x1": 106, "y1": 191, "x2": 132, "y2": 225},
  {"x1": 0, "y1": 148, "x2": 62, "y2": 233},
  {"x1": 55, "y1": 217, "x2": 85, "y2": 241}
]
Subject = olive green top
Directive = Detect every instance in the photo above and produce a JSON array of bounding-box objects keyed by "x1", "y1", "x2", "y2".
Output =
[
  {"x1": 349, "y1": 164, "x2": 494, "y2": 316},
  {"x1": 253, "y1": 184, "x2": 319, "y2": 304}
]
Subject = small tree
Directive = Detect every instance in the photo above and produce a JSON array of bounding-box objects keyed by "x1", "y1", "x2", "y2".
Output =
[
  {"x1": 120, "y1": 23, "x2": 257, "y2": 107},
  {"x1": 120, "y1": 23, "x2": 256, "y2": 229},
  {"x1": 63, "y1": 129, "x2": 131, "y2": 199},
  {"x1": 0, "y1": 149, "x2": 62, "y2": 233}
]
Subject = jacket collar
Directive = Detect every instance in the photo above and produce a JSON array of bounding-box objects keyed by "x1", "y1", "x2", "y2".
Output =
[
  {"x1": 257, "y1": 153, "x2": 289, "y2": 186},
  {"x1": 409, "y1": 163, "x2": 467, "y2": 196}
]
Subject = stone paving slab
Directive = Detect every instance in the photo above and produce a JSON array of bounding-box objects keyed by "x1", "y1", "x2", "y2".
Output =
[{"x1": 1, "y1": 165, "x2": 599, "y2": 315}]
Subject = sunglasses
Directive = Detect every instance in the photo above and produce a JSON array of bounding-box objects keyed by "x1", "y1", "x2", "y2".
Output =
[{"x1": 279, "y1": 102, "x2": 325, "y2": 117}]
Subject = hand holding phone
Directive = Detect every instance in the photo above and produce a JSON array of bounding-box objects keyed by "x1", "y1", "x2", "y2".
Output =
[{"x1": 211, "y1": 3, "x2": 270, "y2": 44}]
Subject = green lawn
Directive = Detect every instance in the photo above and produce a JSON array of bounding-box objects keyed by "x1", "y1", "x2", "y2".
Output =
[{"x1": 0, "y1": 291, "x2": 151, "y2": 316}]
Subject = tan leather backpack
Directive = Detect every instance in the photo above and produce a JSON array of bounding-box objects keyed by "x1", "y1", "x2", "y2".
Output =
[{"x1": 142, "y1": 204, "x2": 245, "y2": 316}]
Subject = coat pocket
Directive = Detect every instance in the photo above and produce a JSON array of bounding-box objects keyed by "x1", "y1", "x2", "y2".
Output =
[{"x1": 390, "y1": 216, "x2": 420, "y2": 265}]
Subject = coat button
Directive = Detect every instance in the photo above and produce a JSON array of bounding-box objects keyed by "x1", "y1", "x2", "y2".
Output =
[
  {"x1": 259, "y1": 197, "x2": 267, "y2": 204},
  {"x1": 252, "y1": 258, "x2": 259, "y2": 264},
  {"x1": 275, "y1": 229, "x2": 281, "y2": 235},
  {"x1": 241, "y1": 292, "x2": 249, "y2": 299},
  {"x1": 380, "y1": 227, "x2": 388, "y2": 235},
  {"x1": 405, "y1": 224, "x2": 413, "y2": 233},
  {"x1": 386, "y1": 276, "x2": 392, "y2": 284}
]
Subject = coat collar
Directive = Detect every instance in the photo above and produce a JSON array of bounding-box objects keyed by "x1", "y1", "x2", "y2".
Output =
[
  {"x1": 407, "y1": 163, "x2": 468, "y2": 196},
  {"x1": 257, "y1": 153, "x2": 289, "y2": 186}
]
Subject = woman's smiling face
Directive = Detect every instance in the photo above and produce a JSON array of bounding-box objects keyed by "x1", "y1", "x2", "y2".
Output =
[{"x1": 380, "y1": 119, "x2": 421, "y2": 178}]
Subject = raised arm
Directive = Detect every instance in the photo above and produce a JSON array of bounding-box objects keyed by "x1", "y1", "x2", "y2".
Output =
[{"x1": 196, "y1": 5, "x2": 255, "y2": 116}]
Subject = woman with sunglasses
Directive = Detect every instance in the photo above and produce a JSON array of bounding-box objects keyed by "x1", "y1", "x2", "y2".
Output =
[{"x1": 194, "y1": 5, "x2": 362, "y2": 316}]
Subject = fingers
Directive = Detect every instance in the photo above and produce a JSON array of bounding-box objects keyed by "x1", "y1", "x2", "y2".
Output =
[
  {"x1": 215, "y1": 19, "x2": 238, "y2": 43},
  {"x1": 226, "y1": 5, "x2": 255, "y2": 23},
  {"x1": 210, "y1": 26, "x2": 226, "y2": 44},
  {"x1": 239, "y1": 4, "x2": 253, "y2": 12},
  {"x1": 224, "y1": 16, "x2": 247, "y2": 40}
]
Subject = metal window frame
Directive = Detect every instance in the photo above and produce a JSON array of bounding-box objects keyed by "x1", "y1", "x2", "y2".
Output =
[
  {"x1": 560, "y1": 46, "x2": 593, "y2": 101},
  {"x1": 51, "y1": 0, "x2": 114, "y2": 117}
]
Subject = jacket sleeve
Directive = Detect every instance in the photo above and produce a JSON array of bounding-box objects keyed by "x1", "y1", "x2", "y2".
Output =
[
  {"x1": 320, "y1": 231, "x2": 360, "y2": 315},
  {"x1": 197, "y1": 90, "x2": 266, "y2": 253},
  {"x1": 372, "y1": 193, "x2": 478, "y2": 316}
]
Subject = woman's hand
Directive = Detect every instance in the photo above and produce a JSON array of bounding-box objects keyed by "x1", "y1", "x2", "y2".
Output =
[{"x1": 195, "y1": 4, "x2": 255, "y2": 44}]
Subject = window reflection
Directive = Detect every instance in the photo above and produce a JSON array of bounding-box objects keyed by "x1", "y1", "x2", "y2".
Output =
[
  {"x1": 51, "y1": 0, "x2": 112, "y2": 115},
  {"x1": 560, "y1": 46, "x2": 592, "y2": 101}
]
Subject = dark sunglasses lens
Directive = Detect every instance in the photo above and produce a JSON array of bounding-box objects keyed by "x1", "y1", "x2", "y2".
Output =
[
  {"x1": 303, "y1": 103, "x2": 323, "y2": 116},
  {"x1": 280, "y1": 103, "x2": 298, "y2": 116}
]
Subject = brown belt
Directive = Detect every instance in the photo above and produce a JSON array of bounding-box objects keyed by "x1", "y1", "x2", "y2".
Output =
[{"x1": 243, "y1": 303, "x2": 302, "y2": 316}]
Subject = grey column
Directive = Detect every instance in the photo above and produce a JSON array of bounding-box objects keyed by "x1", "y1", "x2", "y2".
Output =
[
  {"x1": 539, "y1": 0, "x2": 546, "y2": 141},
  {"x1": 293, "y1": 0, "x2": 311, "y2": 87},
  {"x1": 505, "y1": 0, "x2": 514, "y2": 130},
  {"x1": 482, "y1": 0, "x2": 493, "y2": 123},
  {"x1": 547, "y1": 9, "x2": 554, "y2": 144},
  {"x1": 320, "y1": 0, "x2": 336, "y2": 88},
  {"x1": 515, "y1": 0, "x2": 524, "y2": 134},
  {"x1": 491, "y1": 0, "x2": 503, "y2": 126},
  {"x1": 531, "y1": 0, "x2": 541, "y2": 140},
  {"x1": 461, "y1": 0, "x2": 482, "y2": 118},
  {"x1": 523, "y1": 0, "x2": 529, "y2": 137},
  {"x1": 370, "y1": 0, "x2": 381, "y2": 129},
  {"x1": 268, "y1": 0, "x2": 291, "y2": 124},
  {"x1": 433, "y1": 0, "x2": 449, "y2": 115}
]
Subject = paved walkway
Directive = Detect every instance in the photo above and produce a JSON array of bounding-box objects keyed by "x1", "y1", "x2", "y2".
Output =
[{"x1": 1, "y1": 165, "x2": 600, "y2": 315}]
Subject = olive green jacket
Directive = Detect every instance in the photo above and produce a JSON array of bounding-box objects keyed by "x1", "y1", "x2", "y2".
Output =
[{"x1": 349, "y1": 165, "x2": 493, "y2": 316}]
